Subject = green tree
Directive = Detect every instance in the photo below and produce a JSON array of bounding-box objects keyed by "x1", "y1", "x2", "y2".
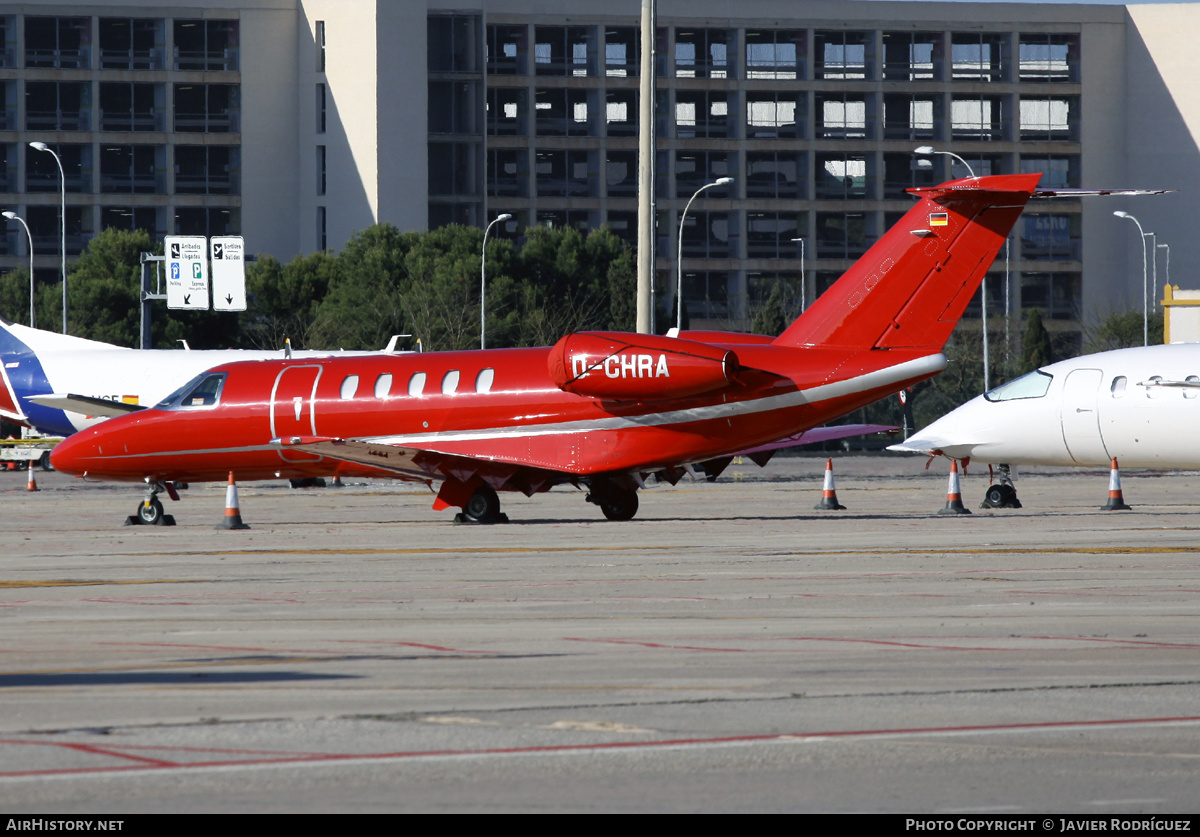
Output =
[
  {"x1": 1084, "y1": 308, "x2": 1164, "y2": 353},
  {"x1": 241, "y1": 251, "x2": 339, "y2": 350},
  {"x1": 401, "y1": 224, "x2": 497, "y2": 352},
  {"x1": 1019, "y1": 308, "x2": 1053, "y2": 374},
  {"x1": 309, "y1": 223, "x2": 418, "y2": 349}
]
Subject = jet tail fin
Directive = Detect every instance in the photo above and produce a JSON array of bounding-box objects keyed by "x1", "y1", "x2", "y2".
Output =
[{"x1": 774, "y1": 174, "x2": 1040, "y2": 352}]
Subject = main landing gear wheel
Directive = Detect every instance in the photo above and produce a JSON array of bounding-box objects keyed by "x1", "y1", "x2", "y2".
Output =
[
  {"x1": 600, "y1": 489, "x2": 638, "y2": 521},
  {"x1": 458, "y1": 484, "x2": 508, "y2": 524}
]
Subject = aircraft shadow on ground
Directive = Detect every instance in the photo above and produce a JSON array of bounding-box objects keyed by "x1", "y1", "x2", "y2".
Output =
[{"x1": 0, "y1": 670, "x2": 358, "y2": 688}]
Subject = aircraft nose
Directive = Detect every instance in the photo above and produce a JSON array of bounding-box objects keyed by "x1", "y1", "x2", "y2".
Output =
[{"x1": 49, "y1": 429, "x2": 97, "y2": 476}]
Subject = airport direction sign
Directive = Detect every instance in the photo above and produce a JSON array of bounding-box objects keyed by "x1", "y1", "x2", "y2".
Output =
[
  {"x1": 211, "y1": 236, "x2": 247, "y2": 311},
  {"x1": 165, "y1": 235, "x2": 210, "y2": 310}
]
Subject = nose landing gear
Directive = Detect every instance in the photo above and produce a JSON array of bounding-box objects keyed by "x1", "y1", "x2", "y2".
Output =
[{"x1": 125, "y1": 482, "x2": 178, "y2": 526}]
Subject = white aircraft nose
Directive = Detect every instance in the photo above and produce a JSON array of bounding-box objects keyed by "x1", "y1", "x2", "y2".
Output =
[{"x1": 888, "y1": 405, "x2": 969, "y2": 456}]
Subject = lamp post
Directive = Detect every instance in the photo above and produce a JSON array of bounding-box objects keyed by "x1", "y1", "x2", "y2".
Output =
[
  {"x1": 791, "y1": 236, "x2": 805, "y2": 312},
  {"x1": 913, "y1": 145, "x2": 976, "y2": 179},
  {"x1": 676, "y1": 177, "x2": 733, "y2": 331},
  {"x1": 2, "y1": 211, "x2": 34, "y2": 328},
  {"x1": 1113, "y1": 211, "x2": 1149, "y2": 346},
  {"x1": 480, "y1": 213, "x2": 513, "y2": 350},
  {"x1": 29, "y1": 142, "x2": 66, "y2": 334}
]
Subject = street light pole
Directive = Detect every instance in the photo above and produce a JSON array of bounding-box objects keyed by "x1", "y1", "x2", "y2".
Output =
[
  {"x1": 791, "y1": 237, "x2": 805, "y2": 312},
  {"x1": 1113, "y1": 211, "x2": 1149, "y2": 346},
  {"x1": 913, "y1": 145, "x2": 976, "y2": 179},
  {"x1": 480, "y1": 213, "x2": 513, "y2": 350},
  {"x1": 676, "y1": 177, "x2": 733, "y2": 331},
  {"x1": 29, "y1": 142, "x2": 66, "y2": 334},
  {"x1": 2, "y1": 211, "x2": 34, "y2": 328}
]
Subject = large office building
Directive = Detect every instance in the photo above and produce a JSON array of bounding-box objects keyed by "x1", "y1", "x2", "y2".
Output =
[{"x1": 1, "y1": 1, "x2": 1197, "y2": 338}]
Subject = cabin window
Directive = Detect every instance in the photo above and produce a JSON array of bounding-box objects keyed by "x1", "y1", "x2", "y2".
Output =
[
  {"x1": 1110, "y1": 376, "x2": 1126, "y2": 398},
  {"x1": 408, "y1": 372, "x2": 426, "y2": 396},
  {"x1": 1146, "y1": 375, "x2": 1163, "y2": 399},
  {"x1": 1185, "y1": 376, "x2": 1199, "y2": 399},
  {"x1": 374, "y1": 373, "x2": 392, "y2": 398},
  {"x1": 983, "y1": 370, "x2": 1052, "y2": 402},
  {"x1": 156, "y1": 372, "x2": 227, "y2": 410},
  {"x1": 476, "y1": 368, "x2": 495, "y2": 393},
  {"x1": 442, "y1": 369, "x2": 460, "y2": 394},
  {"x1": 340, "y1": 375, "x2": 359, "y2": 399}
]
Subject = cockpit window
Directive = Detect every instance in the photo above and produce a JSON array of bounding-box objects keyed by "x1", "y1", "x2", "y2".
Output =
[
  {"x1": 156, "y1": 372, "x2": 227, "y2": 410},
  {"x1": 983, "y1": 370, "x2": 1053, "y2": 403}
]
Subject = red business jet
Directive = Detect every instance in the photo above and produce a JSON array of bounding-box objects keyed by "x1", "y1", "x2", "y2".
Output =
[{"x1": 52, "y1": 174, "x2": 1040, "y2": 524}]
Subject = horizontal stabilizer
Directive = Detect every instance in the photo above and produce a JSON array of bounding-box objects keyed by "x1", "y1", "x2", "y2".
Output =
[
  {"x1": 1031, "y1": 188, "x2": 1175, "y2": 199},
  {"x1": 733, "y1": 424, "x2": 899, "y2": 458},
  {"x1": 27, "y1": 393, "x2": 145, "y2": 418}
]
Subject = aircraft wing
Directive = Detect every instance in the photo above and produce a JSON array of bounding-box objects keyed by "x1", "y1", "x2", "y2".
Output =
[
  {"x1": 733, "y1": 424, "x2": 898, "y2": 456},
  {"x1": 1031, "y1": 188, "x2": 1175, "y2": 198},
  {"x1": 271, "y1": 436, "x2": 568, "y2": 496},
  {"x1": 26, "y1": 393, "x2": 146, "y2": 418}
]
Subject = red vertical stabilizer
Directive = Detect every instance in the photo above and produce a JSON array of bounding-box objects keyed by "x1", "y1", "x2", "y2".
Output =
[{"x1": 774, "y1": 174, "x2": 1039, "y2": 352}]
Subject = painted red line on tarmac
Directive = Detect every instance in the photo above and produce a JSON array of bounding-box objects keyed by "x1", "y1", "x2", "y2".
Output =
[
  {"x1": 3, "y1": 716, "x2": 1200, "y2": 780},
  {"x1": 331, "y1": 640, "x2": 492, "y2": 654},
  {"x1": 1018, "y1": 635, "x2": 1200, "y2": 649},
  {"x1": 564, "y1": 637, "x2": 748, "y2": 652}
]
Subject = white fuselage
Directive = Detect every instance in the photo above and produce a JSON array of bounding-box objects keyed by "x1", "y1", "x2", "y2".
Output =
[{"x1": 893, "y1": 344, "x2": 1200, "y2": 468}]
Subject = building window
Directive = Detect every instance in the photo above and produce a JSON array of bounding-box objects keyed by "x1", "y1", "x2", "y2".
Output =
[
  {"x1": 681, "y1": 271, "x2": 730, "y2": 320},
  {"x1": 745, "y1": 91, "x2": 802, "y2": 139},
  {"x1": 605, "y1": 150, "x2": 637, "y2": 198},
  {"x1": 952, "y1": 33, "x2": 1008, "y2": 81},
  {"x1": 882, "y1": 93, "x2": 941, "y2": 141},
  {"x1": 883, "y1": 152, "x2": 937, "y2": 199},
  {"x1": 882, "y1": 32, "x2": 941, "y2": 81},
  {"x1": 487, "y1": 87, "x2": 527, "y2": 136},
  {"x1": 100, "y1": 145, "x2": 162, "y2": 194},
  {"x1": 99, "y1": 82, "x2": 162, "y2": 132},
  {"x1": 675, "y1": 29, "x2": 732, "y2": 79},
  {"x1": 1021, "y1": 214, "x2": 1081, "y2": 261},
  {"x1": 745, "y1": 29, "x2": 803, "y2": 80},
  {"x1": 606, "y1": 90, "x2": 636, "y2": 137},
  {"x1": 174, "y1": 19, "x2": 238, "y2": 71},
  {"x1": 535, "y1": 149, "x2": 591, "y2": 197},
  {"x1": 25, "y1": 17, "x2": 90, "y2": 69},
  {"x1": 25, "y1": 82, "x2": 89, "y2": 131},
  {"x1": 315, "y1": 20, "x2": 325, "y2": 72},
  {"x1": 816, "y1": 153, "x2": 871, "y2": 200},
  {"x1": 1019, "y1": 155, "x2": 1080, "y2": 189},
  {"x1": 535, "y1": 25, "x2": 593, "y2": 77},
  {"x1": 175, "y1": 207, "x2": 238, "y2": 237},
  {"x1": 535, "y1": 88, "x2": 591, "y2": 137},
  {"x1": 746, "y1": 152, "x2": 805, "y2": 200},
  {"x1": 675, "y1": 151, "x2": 735, "y2": 199},
  {"x1": 680, "y1": 212, "x2": 735, "y2": 259},
  {"x1": 488, "y1": 24, "x2": 526, "y2": 75},
  {"x1": 815, "y1": 92, "x2": 871, "y2": 139},
  {"x1": 175, "y1": 146, "x2": 238, "y2": 195},
  {"x1": 428, "y1": 15, "x2": 479, "y2": 73},
  {"x1": 316, "y1": 206, "x2": 326, "y2": 251},
  {"x1": 316, "y1": 146, "x2": 326, "y2": 195},
  {"x1": 429, "y1": 81, "x2": 480, "y2": 134},
  {"x1": 101, "y1": 207, "x2": 160, "y2": 236},
  {"x1": 174, "y1": 84, "x2": 239, "y2": 132},
  {"x1": 428, "y1": 142, "x2": 479, "y2": 196},
  {"x1": 27, "y1": 143, "x2": 90, "y2": 193},
  {"x1": 1021, "y1": 272, "x2": 1081, "y2": 320},
  {"x1": 1019, "y1": 34, "x2": 1078, "y2": 83},
  {"x1": 675, "y1": 90, "x2": 731, "y2": 139},
  {"x1": 605, "y1": 27, "x2": 637, "y2": 77},
  {"x1": 816, "y1": 212, "x2": 873, "y2": 259},
  {"x1": 316, "y1": 84, "x2": 326, "y2": 133},
  {"x1": 536, "y1": 209, "x2": 590, "y2": 232},
  {"x1": 815, "y1": 31, "x2": 870, "y2": 80},
  {"x1": 747, "y1": 212, "x2": 805, "y2": 258},
  {"x1": 488, "y1": 148, "x2": 527, "y2": 198},
  {"x1": 952, "y1": 95, "x2": 1009, "y2": 141},
  {"x1": 29, "y1": 206, "x2": 92, "y2": 255},
  {"x1": 99, "y1": 18, "x2": 162, "y2": 70},
  {"x1": 1019, "y1": 97, "x2": 1078, "y2": 142}
]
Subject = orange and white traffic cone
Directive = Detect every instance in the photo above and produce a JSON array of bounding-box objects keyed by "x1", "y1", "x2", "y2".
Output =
[
  {"x1": 26, "y1": 460, "x2": 38, "y2": 492},
  {"x1": 1101, "y1": 457, "x2": 1132, "y2": 510},
  {"x1": 813, "y1": 458, "x2": 846, "y2": 510},
  {"x1": 217, "y1": 472, "x2": 251, "y2": 529},
  {"x1": 938, "y1": 460, "x2": 971, "y2": 515},
  {"x1": 331, "y1": 476, "x2": 344, "y2": 488}
]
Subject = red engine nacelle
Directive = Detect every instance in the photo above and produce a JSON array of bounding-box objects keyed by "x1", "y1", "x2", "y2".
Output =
[{"x1": 547, "y1": 332, "x2": 738, "y2": 401}]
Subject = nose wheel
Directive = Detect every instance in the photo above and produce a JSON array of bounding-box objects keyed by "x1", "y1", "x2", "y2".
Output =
[{"x1": 125, "y1": 482, "x2": 177, "y2": 526}]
